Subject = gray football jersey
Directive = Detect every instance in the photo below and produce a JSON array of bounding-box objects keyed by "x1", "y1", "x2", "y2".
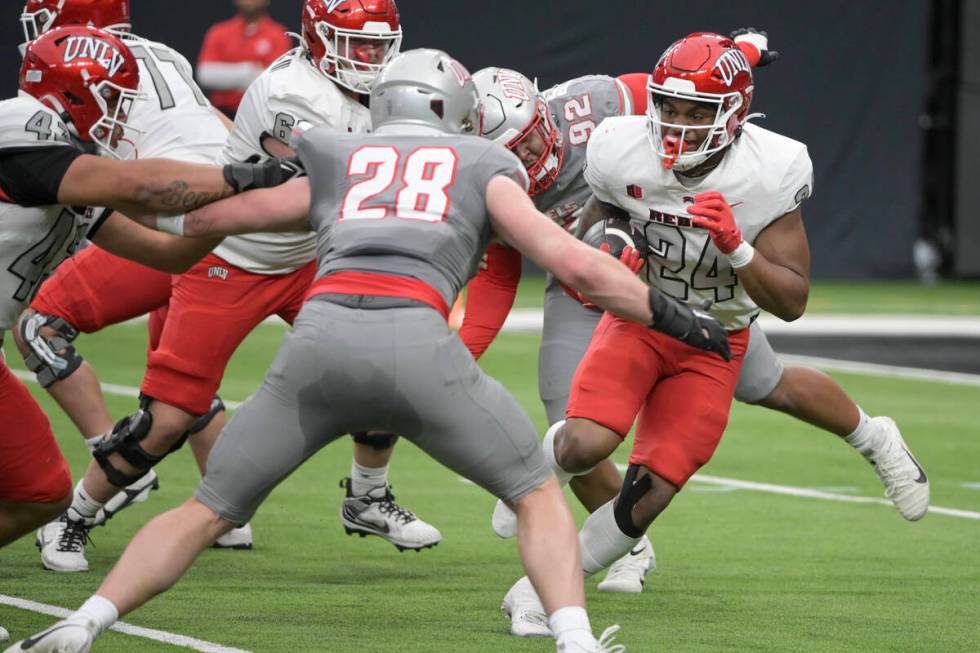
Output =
[
  {"x1": 535, "y1": 75, "x2": 633, "y2": 230},
  {"x1": 295, "y1": 128, "x2": 530, "y2": 308}
]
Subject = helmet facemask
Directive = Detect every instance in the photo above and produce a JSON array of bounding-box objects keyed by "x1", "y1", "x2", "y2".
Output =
[
  {"x1": 82, "y1": 72, "x2": 143, "y2": 158},
  {"x1": 647, "y1": 78, "x2": 744, "y2": 172},
  {"x1": 19, "y1": 6, "x2": 56, "y2": 55},
  {"x1": 503, "y1": 98, "x2": 562, "y2": 196},
  {"x1": 314, "y1": 20, "x2": 401, "y2": 94}
]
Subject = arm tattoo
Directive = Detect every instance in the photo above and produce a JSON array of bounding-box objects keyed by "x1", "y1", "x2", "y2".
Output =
[{"x1": 137, "y1": 180, "x2": 231, "y2": 214}]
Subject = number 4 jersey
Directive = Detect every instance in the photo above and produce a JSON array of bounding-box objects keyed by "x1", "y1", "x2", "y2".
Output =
[
  {"x1": 295, "y1": 128, "x2": 529, "y2": 308},
  {"x1": 585, "y1": 117, "x2": 813, "y2": 330},
  {"x1": 0, "y1": 95, "x2": 103, "y2": 333}
]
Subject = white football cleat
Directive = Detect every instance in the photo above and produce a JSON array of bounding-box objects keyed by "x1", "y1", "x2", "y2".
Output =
[
  {"x1": 0, "y1": 626, "x2": 9, "y2": 643},
  {"x1": 213, "y1": 523, "x2": 253, "y2": 550},
  {"x1": 867, "y1": 417, "x2": 930, "y2": 521},
  {"x1": 339, "y1": 478, "x2": 442, "y2": 551},
  {"x1": 491, "y1": 499, "x2": 518, "y2": 539},
  {"x1": 597, "y1": 535, "x2": 656, "y2": 593},
  {"x1": 36, "y1": 515, "x2": 91, "y2": 573},
  {"x1": 93, "y1": 470, "x2": 160, "y2": 526},
  {"x1": 3, "y1": 615, "x2": 97, "y2": 653},
  {"x1": 501, "y1": 576, "x2": 550, "y2": 637},
  {"x1": 557, "y1": 625, "x2": 627, "y2": 653}
]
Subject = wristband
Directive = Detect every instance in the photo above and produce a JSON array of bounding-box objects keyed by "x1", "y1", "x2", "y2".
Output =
[
  {"x1": 728, "y1": 240, "x2": 755, "y2": 269},
  {"x1": 155, "y1": 214, "x2": 185, "y2": 236}
]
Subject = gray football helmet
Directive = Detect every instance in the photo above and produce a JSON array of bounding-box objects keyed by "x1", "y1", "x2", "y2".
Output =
[
  {"x1": 370, "y1": 48, "x2": 479, "y2": 135},
  {"x1": 473, "y1": 67, "x2": 563, "y2": 195}
]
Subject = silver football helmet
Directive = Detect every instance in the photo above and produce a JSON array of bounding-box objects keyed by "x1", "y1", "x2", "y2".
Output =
[
  {"x1": 473, "y1": 67, "x2": 563, "y2": 195},
  {"x1": 370, "y1": 48, "x2": 479, "y2": 135}
]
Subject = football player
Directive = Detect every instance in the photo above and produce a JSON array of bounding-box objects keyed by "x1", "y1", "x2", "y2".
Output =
[
  {"x1": 0, "y1": 25, "x2": 293, "y2": 553},
  {"x1": 17, "y1": 0, "x2": 440, "y2": 570},
  {"x1": 497, "y1": 32, "x2": 931, "y2": 633},
  {"x1": 472, "y1": 32, "x2": 928, "y2": 615},
  {"x1": 16, "y1": 0, "x2": 254, "y2": 571},
  {"x1": 4, "y1": 48, "x2": 730, "y2": 653}
]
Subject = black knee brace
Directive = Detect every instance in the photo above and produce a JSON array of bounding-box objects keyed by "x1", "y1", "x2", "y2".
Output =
[
  {"x1": 613, "y1": 464, "x2": 652, "y2": 538},
  {"x1": 351, "y1": 432, "x2": 399, "y2": 450},
  {"x1": 92, "y1": 409, "x2": 161, "y2": 487},
  {"x1": 18, "y1": 312, "x2": 83, "y2": 388}
]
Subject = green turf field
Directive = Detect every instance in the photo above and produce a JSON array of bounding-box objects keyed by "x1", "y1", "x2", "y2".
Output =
[{"x1": 2, "y1": 290, "x2": 979, "y2": 652}]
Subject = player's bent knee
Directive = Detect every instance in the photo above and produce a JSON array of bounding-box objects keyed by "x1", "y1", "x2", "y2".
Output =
[
  {"x1": 93, "y1": 403, "x2": 193, "y2": 488},
  {"x1": 16, "y1": 310, "x2": 84, "y2": 388},
  {"x1": 351, "y1": 431, "x2": 399, "y2": 450},
  {"x1": 555, "y1": 418, "x2": 619, "y2": 473}
]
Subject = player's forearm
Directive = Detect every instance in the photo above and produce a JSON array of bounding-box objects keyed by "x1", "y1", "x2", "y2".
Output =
[
  {"x1": 737, "y1": 255, "x2": 809, "y2": 321},
  {"x1": 127, "y1": 161, "x2": 233, "y2": 216},
  {"x1": 559, "y1": 242, "x2": 653, "y2": 325},
  {"x1": 183, "y1": 179, "x2": 311, "y2": 237},
  {"x1": 93, "y1": 213, "x2": 220, "y2": 274}
]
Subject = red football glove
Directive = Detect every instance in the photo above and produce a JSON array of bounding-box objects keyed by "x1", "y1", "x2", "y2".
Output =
[
  {"x1": 560, "y1": 244, "x2": 645, "y2": 309},
  {"x1": 687, "y1": 191, "x2": 744, "y2": 255}
]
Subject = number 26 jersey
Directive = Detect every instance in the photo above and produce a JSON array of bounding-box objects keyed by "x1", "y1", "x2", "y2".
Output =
[{"x1": 585, "y1": 117, "x2": 813, "y2": 330}]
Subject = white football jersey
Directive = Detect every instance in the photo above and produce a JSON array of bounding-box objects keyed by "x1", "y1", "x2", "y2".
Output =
[
  {"x1": 213, "y1": 48, "x2": 373, "y2": 275},
  {"x1": 0, "y1": 96, "x2": 104, "y2": 333},
  {"x1": 121, "y1": 34, "x2": 227, "y2": 164},
  {"x1": 585, "y1": 118, "x2": 813, "y2": 330}
]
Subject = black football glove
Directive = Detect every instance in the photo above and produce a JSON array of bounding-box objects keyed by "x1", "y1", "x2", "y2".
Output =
[
  {"x1": 730, "y1": 27, "x2": 780, "y2": 67},
  {"x1": 648, "y1": 289, "x2": 731, "y2": 361},
  {"x1": 223, "y1": 156, "x2": 305, "y2": 194}
]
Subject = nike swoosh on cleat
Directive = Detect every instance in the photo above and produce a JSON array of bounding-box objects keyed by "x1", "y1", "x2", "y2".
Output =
[
  {"x1": 19, "y1": 624, "x2": 75, "y2": 649},
  {"x1": 629, "y1": 545, "x2": 647, "y2": 556},
  {"x1": 903, "y1": 448, "x2": 928, "y2": 483},
  {"x1": 342, "y1": 505, "x2": 390, "y2": 533}
]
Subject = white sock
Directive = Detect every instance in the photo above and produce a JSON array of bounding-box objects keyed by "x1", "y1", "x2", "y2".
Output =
[
  {"x1": 542, "y1": 421, "x2": 576, "y2": 486},
  {"x1": 70, "y1": 480, "x2": 104, "y2": 520},
  {"x1": 579, "y1": 500, "x2": 642, "y2": 575},
  {"x1": 844, "y1": 408, "x2": 878, "y2": 458},
  {"x1": 549, "y1": 606, "x2": 594, "y2": 648},
  {"x1": 75, "y1": 595, "x2": 118, "y2": 636},
  {"x1": 351, "y1": 461, "x2": 388, "y2": 496}
]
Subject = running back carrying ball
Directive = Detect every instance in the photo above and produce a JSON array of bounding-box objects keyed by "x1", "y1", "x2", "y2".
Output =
[{"x1": 581, "y1": 217, "x2": 648, "y2": 260}]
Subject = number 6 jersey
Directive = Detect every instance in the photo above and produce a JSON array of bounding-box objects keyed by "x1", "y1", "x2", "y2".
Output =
[{"x1": 584, "y1": 117, "x2": 813, "y2": 330}]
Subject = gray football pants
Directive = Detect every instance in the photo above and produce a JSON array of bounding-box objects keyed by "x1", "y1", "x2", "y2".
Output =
[
  {"x1": 196, "y1": 299, "x2": 551, "y2": 525},
  {"x1": 537, "y1": 281, "x2": 785, "y2": 423}
]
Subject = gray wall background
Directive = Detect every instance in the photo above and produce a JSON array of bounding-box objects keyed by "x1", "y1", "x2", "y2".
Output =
[{"x1": 2, "y1": 1, "x2": 931, "y2": 279}]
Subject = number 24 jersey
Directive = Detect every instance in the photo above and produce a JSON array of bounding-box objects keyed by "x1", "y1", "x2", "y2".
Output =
[{"x1": 585, "y1": 117, "x2": 813, "y2": 330}]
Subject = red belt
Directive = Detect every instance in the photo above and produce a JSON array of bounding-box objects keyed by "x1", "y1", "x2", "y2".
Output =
[{"x1": 305, "y1": 271, "x2": 450, "y2": 321}]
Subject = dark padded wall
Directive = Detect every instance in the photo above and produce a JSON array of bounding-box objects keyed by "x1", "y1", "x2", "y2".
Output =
[
  {"x1": 0, "y1": 1, "x2": 930, "y2": 279},
  {"x1": 955, "y1": 0, "x2": 980, "y2": 276}
]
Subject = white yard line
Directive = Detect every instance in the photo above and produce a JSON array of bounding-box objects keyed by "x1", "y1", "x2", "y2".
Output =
[{"x1": 0, "y1": 595, "x2": 251, "y2": 653}]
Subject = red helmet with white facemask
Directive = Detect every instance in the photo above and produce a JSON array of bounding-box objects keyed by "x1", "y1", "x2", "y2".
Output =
[
  {"x1": 20, "y1": 0, "x2": 131, "y2": 51},
  {"x1": 20, "y1": 25, "x2": 142, "y2": 156},
  {"x1": 647, "y1": 32, "x2": 754, "y2": 171},
  {"x1": 301, "y1": 0, "x2": 402, "y2": 95}
]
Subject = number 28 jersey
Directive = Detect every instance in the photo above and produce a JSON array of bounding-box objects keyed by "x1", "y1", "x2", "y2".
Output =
[
  {"x1": 295, "y1": 128, "x2": 529, "y2": 308},
  {"x1": 0, "y1": 96, "x2": 101, "y2": 332},
  {"x1": 585, "y1": 118, "x2": 813, "y2": 330}
]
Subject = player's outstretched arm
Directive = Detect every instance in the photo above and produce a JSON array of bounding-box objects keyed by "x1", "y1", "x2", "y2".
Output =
[
  {"x1": 57, "y1": 154, "x2": 300, "y2": 218},
  {"x1": 90, "y1": 212, "x2": 222, "y2": 274},
  {"x1": 178, "y1": 177, "x2": 312, "y2": 237},
  {"x1": 58, "y1": 155, "x2": 233, "y2": 217},
  {"x1": 487, "y1": 175, "x2": 652, "y2": 324}
]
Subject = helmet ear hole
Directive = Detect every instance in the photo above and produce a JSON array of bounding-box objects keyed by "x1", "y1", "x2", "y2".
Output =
[{"x1": 430, "y1": 98, "x2": 444, "y2": 119}]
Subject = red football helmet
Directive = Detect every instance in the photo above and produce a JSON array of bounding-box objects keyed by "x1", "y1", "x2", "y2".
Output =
[
  {"x1": 20, "y1": 25, "x2": 142, "y2": 156},
  {"x1": 20, "y1": 0, "x2": 131, "y2": 49},
  {"x1": 301, "y1": 0, "x2": 402, "y2": 94},
  {"x1": 647, "y1": 32, "x2": 754, "y2": 171}
]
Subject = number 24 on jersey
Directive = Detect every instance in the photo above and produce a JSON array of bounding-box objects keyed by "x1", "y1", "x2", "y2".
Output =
[{"x1": 341, "y1": 146, "x2": 457, "y2": 223}]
